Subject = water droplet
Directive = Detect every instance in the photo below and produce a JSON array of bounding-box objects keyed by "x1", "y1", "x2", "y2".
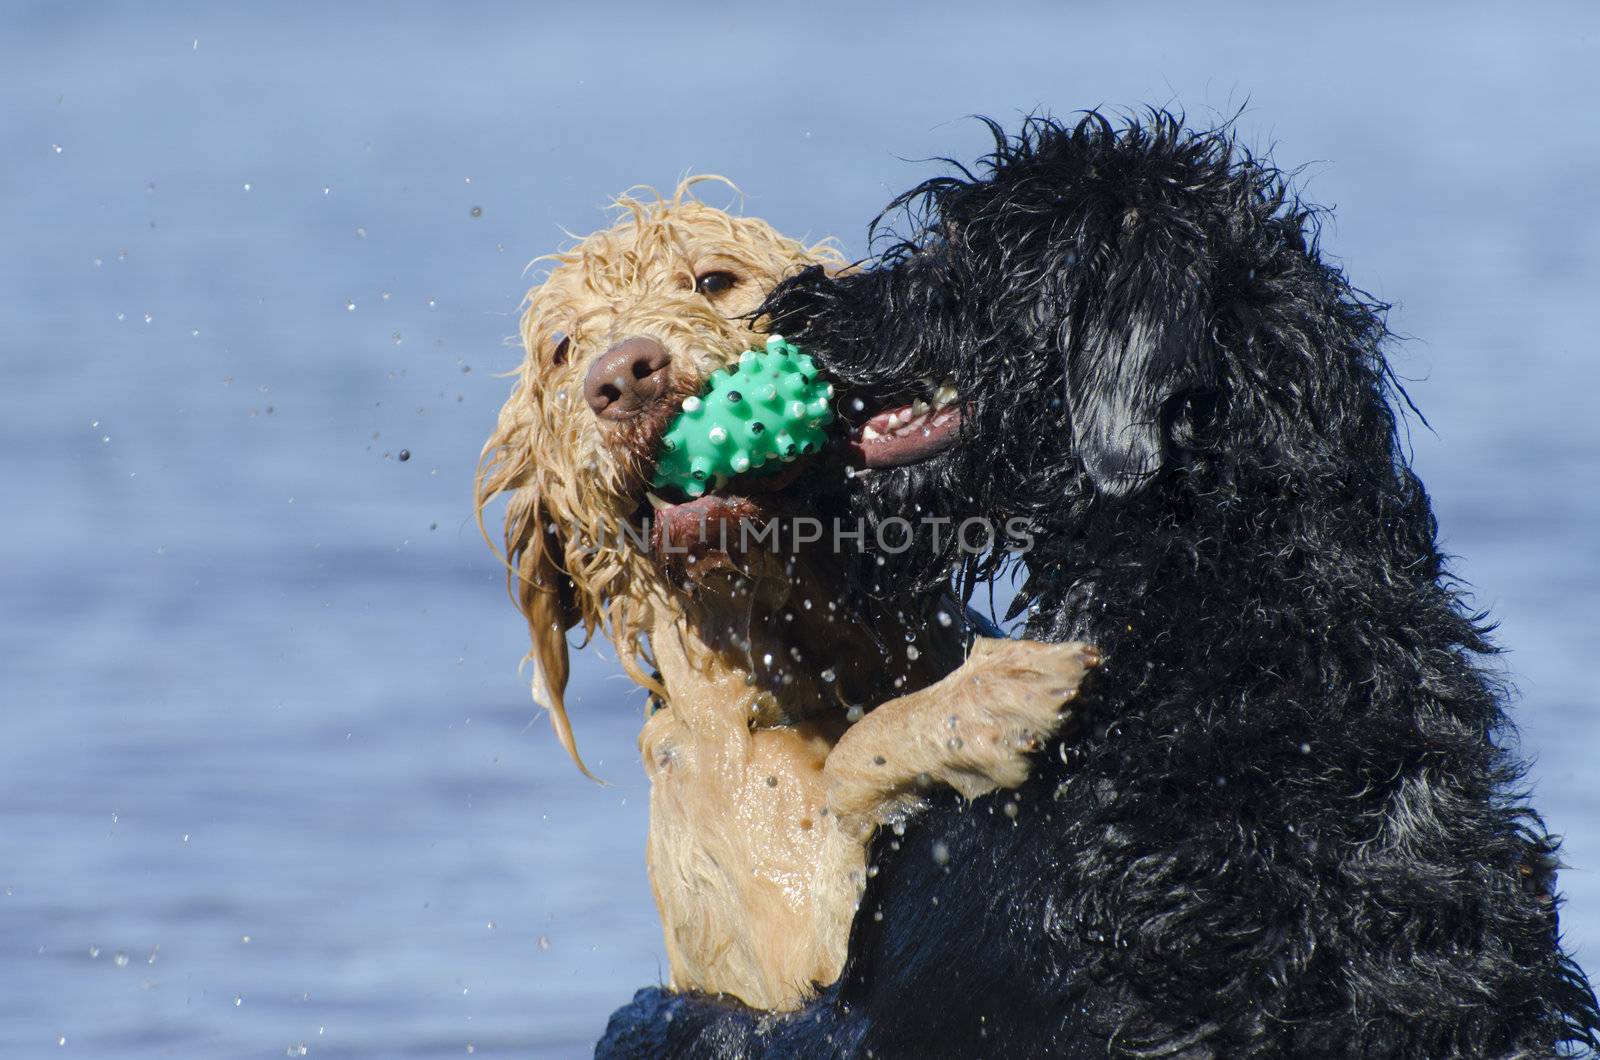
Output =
[
  {"x1": 345, "y1": 299, "x2": 356, "y2": 312},
  {"x1": 820, "y1": 667, "x2": 836, "y2": 683},
  {"x1": 392, "y1": 332, "x2": 402, "y2": 345},
  {"x1": 242, "y1": 183, "x2": 251, "y2": 192},
  {"x1": 1003, "y1": 801, "x2": 1019, "y2": 818},
  {"x1": 354, "y1": 226, "x2": 367, "y2": 239},
  {"x1": 907, "y1": 645, "x2": 920, "y2": 661},
  {"x1": 113, "y1": 952, "x2": 129, "y2": 967},
  {"x1": 536, "y1": 934, "x2": 550, "y2": 951},
  {"x1": 470, "y1": 206, "x2": 483, "y2": 218},
  {"x1": 234, "y1": 994, "x2": 243, "y2": 1007},
  {"x1": 51, "y1": 143, "x2": 63, "y2": 154},
  {"x1": 931, "y1": 841, "x2": 950, "y2": 865}
]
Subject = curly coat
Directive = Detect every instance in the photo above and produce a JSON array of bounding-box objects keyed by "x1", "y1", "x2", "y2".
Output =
[
  {"x1": 598, "y1": 115, "x2": 1600, "y2": 1058},
  {"x1": 475, "y1": 182, "x2": 1096, "y2": 1013}
]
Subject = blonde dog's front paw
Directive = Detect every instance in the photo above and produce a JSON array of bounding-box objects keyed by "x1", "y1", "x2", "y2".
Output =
[
  {"x1": 963, "y1": 637, "x2": 1099, "y2": 722},
  {"x1": 821, "y1": 637, "x2": 1100, "y2": 828},
  {"x1": 936, "y1": 638, "x2": 1099, "y2": 797}
]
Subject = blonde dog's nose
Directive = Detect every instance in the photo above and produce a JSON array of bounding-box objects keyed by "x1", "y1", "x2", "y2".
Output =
[{"x1": 585, "y1": 337, "x2": 672, "y2": 420}]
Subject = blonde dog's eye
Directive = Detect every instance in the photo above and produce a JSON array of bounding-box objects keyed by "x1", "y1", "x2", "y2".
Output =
[
  {"x1": 694, "y1": 271, "x2": 738, "y2": 297},
  {"x1": 549, "y1": 334, "x2": 570, "y2": 366}
]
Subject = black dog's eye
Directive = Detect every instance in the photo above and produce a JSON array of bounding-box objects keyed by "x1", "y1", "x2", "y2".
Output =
[
  {"x1": 549, "y1": 333, "x2": 570, "y2": 366},
  {"x1": 695, "y1": 271, "x2": 738, "y2": 297},
  {"x1": 1167, "y1": 387, "x2": 1223, "y2": 451}
]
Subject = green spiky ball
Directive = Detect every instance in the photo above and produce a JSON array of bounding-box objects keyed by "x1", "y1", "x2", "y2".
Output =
[{"x1": 652, "y1": 335, "x2": 835, "y2": 498}]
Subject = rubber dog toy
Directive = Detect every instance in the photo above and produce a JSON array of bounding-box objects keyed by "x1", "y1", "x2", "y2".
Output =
[{"x1": 652, "y1": 335, "x2": 835, "y2": 498}]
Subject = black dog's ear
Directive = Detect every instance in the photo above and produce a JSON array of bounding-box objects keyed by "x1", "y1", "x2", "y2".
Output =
[{"x1": 1066, "y1": 296, "x2": 1201, "y2": 497}]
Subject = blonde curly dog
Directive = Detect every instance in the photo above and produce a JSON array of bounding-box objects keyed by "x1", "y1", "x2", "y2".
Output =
[{"x1": 476, "y1": 179, "x2": 1097, "y2": 1009}]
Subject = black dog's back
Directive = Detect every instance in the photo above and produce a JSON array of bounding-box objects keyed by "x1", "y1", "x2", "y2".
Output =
[{"x1": 598, "y1": 114, "x2": 1598, "y2": 1058}]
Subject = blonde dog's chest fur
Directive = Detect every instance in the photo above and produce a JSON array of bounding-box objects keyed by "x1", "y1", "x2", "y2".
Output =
[
  {"x1": 637, "y1": 603, "x2": 1098, "y2": 1011},
  {"x1": 641, "y1": 616, "x2": 863, "y2": 1009}
]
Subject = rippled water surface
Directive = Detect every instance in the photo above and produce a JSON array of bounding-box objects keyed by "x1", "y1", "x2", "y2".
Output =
[{"x1": 3, "y1": 3, "x2": 1597, "y2": 1056}]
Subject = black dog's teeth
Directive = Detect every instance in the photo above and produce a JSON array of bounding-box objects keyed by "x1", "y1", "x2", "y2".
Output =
[{"x1": 856, "y1": 379, "x2": 960, "y2": 442}]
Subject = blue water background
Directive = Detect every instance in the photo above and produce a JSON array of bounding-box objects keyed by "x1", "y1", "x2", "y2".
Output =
[{"x1": 3, "y1": 3, "x2": 1597, "y2": 1055}]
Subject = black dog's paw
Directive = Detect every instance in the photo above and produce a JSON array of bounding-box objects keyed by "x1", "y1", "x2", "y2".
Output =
[{"x1": 596, "y1": 987, "x2": 759, "y2": 1059}]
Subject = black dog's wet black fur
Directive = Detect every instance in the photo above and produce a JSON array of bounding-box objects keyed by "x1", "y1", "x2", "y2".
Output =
[{"x1": 598, "y1": 113, "x2": 1599, "y2": 1057}]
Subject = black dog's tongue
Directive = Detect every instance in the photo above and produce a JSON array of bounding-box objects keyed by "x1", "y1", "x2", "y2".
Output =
[{"x1": 849, "y1": 405, "x2": 962, "y2": 468}]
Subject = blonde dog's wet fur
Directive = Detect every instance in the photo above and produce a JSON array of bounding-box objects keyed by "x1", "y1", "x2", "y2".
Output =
[{"x1": 477, "y1": 181, "x2": 1096, "y2": 1009}]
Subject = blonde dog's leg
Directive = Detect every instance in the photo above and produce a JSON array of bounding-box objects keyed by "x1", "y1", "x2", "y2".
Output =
[
  {"x1": 804, "y1": 638, "x2": 1098, "y2": 977},
  {"x1": 824, "y1": 638, "x2": 1100, "y2": 836}
]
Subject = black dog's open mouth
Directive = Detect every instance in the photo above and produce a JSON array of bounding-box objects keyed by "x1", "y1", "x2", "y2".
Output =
[{"x1": 844, "y1": 378, "x2": 963, "y2": 468}]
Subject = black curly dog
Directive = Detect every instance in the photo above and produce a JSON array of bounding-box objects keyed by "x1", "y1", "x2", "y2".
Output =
[{"x1": 598, "y1": 113, "x2": 1599, "y2": 1058}]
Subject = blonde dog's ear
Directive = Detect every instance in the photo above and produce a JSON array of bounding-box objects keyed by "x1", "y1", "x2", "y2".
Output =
[
  {"x1": 508, "y1": 488, "x2": 598, "y2": 780},
  {"x1": 478, "y1": 441, "x2": 597, "y2": 780}
]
